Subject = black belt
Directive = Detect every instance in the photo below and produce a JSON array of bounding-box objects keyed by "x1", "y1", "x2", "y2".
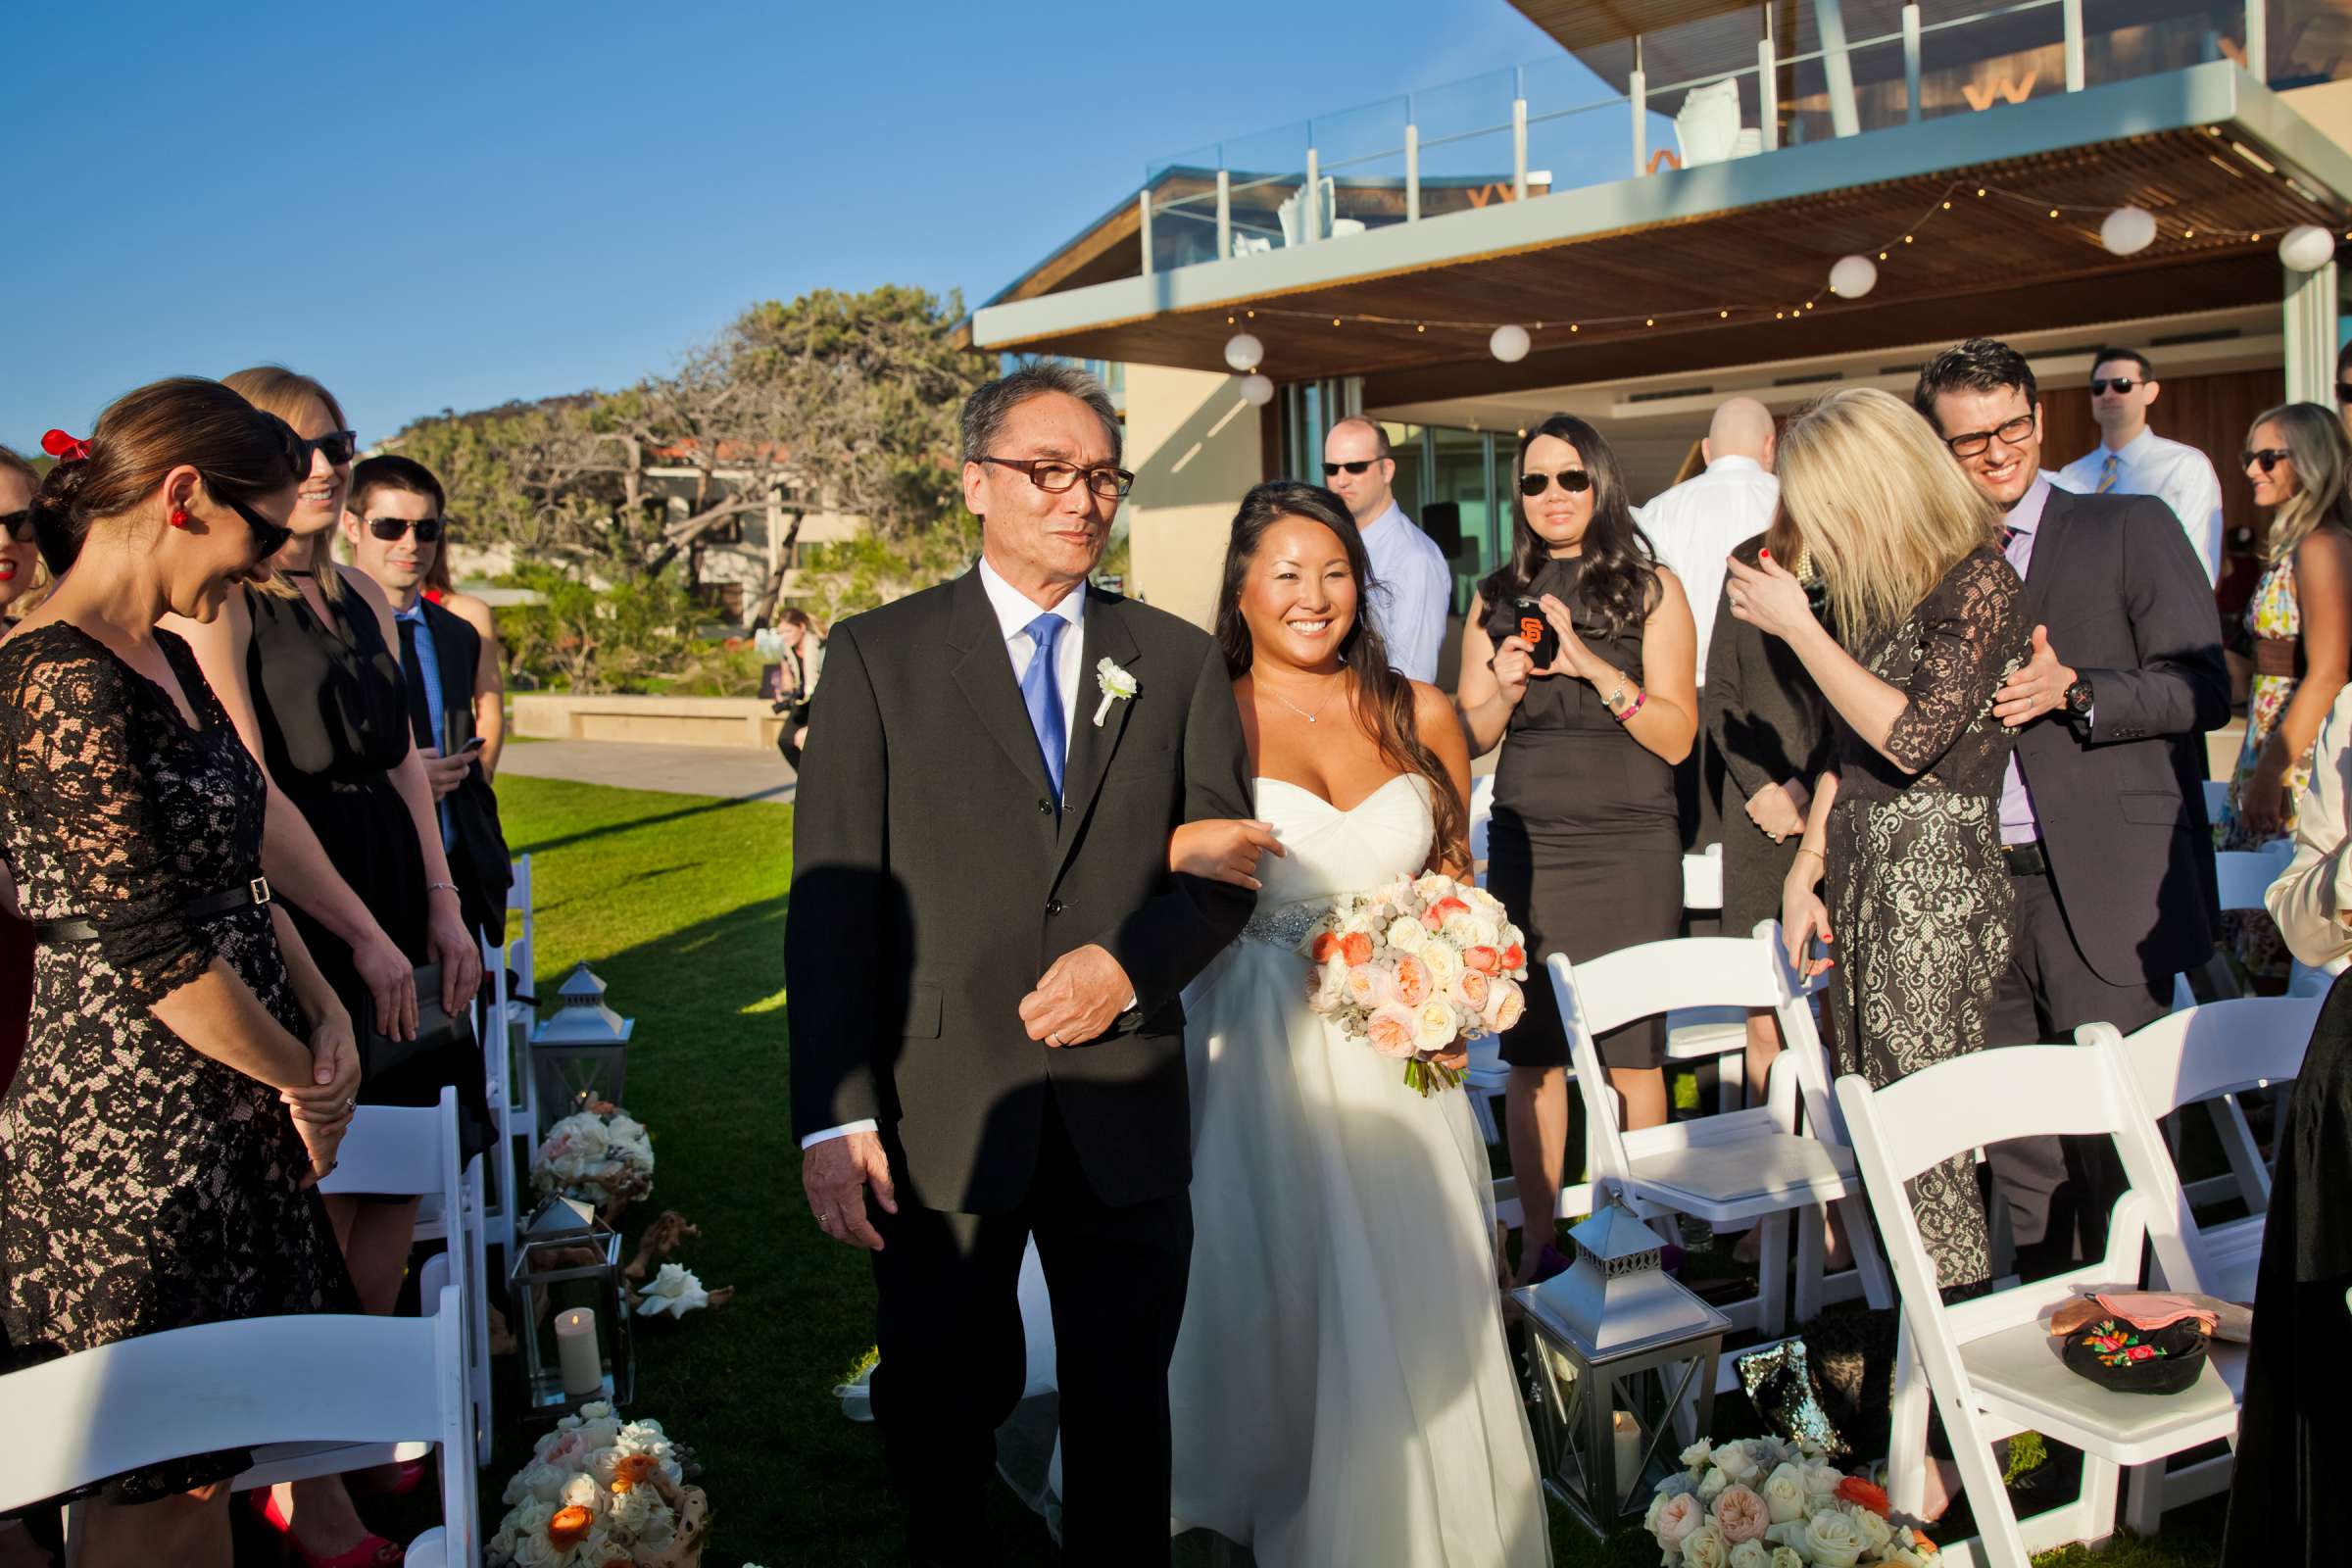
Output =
[
  {"x1": 36, "y1": 876, "x2": 272, "y2": 946},
  {"x1": 2001, "y1": 840, "x2": 2048, "y2": 877}
]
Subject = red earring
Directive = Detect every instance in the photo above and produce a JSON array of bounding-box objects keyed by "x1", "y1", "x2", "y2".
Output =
[{"x1": 168, "y1": 507, "x2": 191, "y2": 528}]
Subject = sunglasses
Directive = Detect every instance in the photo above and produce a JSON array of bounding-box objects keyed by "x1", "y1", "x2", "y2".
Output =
[
  {"x1": 1, "y1": 509, "x2": 32, "y2": 545},
  {"x1": 221, "y1": 493, "x2": 294, "y2": 559},
  {"x1": 2336, "y1": 380, "x2": 2352, "y2": 405},
  {"x1": 1518, "y1": 467, "x2": 1593, "y2": 498},
  {"x1": 1942, "y1": 413, "x2": 2036, "y2": 459},
  {"x1": 366, "y1": 515, "x2": 444, "y2": 542},
  {"x1": 2087, "y1": 377, "x2": 2143, "y2": 396},
  {"x1": 2243, "y1": 448, "x2": 2293, "y2": 474},
  {"x1": 1322, "y1": 459, "x2": 1382, "y2": 477},
  {"x1": 305, "y1": 429, "x2": 360, "y2": 466}
]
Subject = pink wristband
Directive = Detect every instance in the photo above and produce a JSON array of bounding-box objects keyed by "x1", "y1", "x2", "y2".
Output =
[{"x1": 1611, "y1": 688, "x2": 1646, "y2": 724}]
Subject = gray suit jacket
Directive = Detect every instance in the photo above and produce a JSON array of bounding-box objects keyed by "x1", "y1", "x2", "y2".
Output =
[
  {"x1": 2012, "y1": 487, "x2": 2229, "y2": 986},
  {"x1": 785, "y1": 568, "x2": 1254, "y2": 1212}
]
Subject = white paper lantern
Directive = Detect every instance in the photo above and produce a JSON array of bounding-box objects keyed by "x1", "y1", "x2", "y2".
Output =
[
  {"x1": 2099, "y1": 206, "x2": 2158, "y2": 257},
  {"x1": 2279, "y1": 223, "x2": 2337, "y2": 272},
  {"x1": 1490, "y1": 323, "x2": 1532, "y2": 364},
  {"x1": 1827, "y1": 255, "x2": 1879, "y2": 299},
  {"x1": 1223, "y1": 332, "x2": 1264, "y2": 372},
  {"x1": 1238, "y1": 373, "x2": 1275, "y2": 407}
]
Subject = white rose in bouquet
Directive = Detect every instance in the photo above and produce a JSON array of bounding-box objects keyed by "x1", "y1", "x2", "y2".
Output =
[
  {"x1": 1385, "y1": 916, "x2": 1429, "y2": 955},
  {"x1": 1800, "y1": 1507, "x2": 1868, "y2": 1568},
  {"x1": 1801, "y1": 1462, "x2": 1843, "y2": 1501},
  {"x1": 607, "y1": 1112, "x2": 645, "y2": 1143},
  {"x1": 1713, "y1": 1443, "x2": 1764, "y2": 1486},
  {"x1": 1413, "y1": 1000, "x2": 1459, "y2": 1052},
  {"x1": 1769, "y1": 1549, "x2": 1805, "y2": 1568},
  {"x1": 1761, "y1": 1463, "x2": 1808, "y2": 1524},
  {"x1": 1413, "y1": 872, "x2": 1453, "y2": 903},
  {"x1": 1727, "y1": 1543, "x2": 1772, "y2": 1568},
  {"x1": 1697, "y1": 1467, "x2": 1732, "y2": 1502},
  {"x1": 1418, "y1": 939, "x2": 1463, "y2": 991},
  {"x1": 558, "y1": 1472, "x2": 602, "y2": 1511},
  {"x1": 1652, "y1": 1491, "x2": 1704, "y2": 1551},
  {"x1": 1842, "y1": 1501, "x2": 1892, "y2": 1552},
  {"x1": 510, "y1": 1531, "x2": 562, "y2": 1568},
  {"x1": 1680, "y1": 1440, "x2": 1715, "y2": 1471},
  {"x1": 1681, "y1": 1522, "x2": 1731, "y2": 1568}
]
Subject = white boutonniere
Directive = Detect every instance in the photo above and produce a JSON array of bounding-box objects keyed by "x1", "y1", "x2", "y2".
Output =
[{"x1": 1093, "y1": 658, "x2": 1139, "y2": 726}]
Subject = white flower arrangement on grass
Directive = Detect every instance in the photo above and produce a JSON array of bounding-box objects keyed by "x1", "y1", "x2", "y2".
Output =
[
  {"x1": 1645, "y1": 1438, "x2": 1941, "y2": 1567},
  {"x1": 487, "y1": 1401, "x2": 710, "y2": 1567},
  {"x1": 533, "y1": 1105, "x2": 655, "y2": 1212}
]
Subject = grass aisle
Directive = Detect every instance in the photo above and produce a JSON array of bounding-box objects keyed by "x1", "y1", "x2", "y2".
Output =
[{"x1": 493, "y1": 775, "x2": 2229, "y2": 1568}]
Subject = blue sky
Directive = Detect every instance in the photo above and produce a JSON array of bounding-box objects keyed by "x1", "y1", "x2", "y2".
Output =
[{"x1": 1, "y1": 0, "x2": 1560, "y2": 453}]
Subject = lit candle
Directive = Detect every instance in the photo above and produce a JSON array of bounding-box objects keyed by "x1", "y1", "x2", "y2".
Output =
[
  {"x1": 555, "y1": 1307, "x2": 603, "y2": 1397},
  {"x1": 1611, "y1": 1409, "x2": 1641, "y2": 1501}
]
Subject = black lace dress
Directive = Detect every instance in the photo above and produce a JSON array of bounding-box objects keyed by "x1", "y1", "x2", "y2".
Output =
[
  {"x1": 1822, "y1": 549, "x2": 2025, "y2": 1297},
  {"x1": 0, "y1": 623, "x2": 353, "y2": 1500}
]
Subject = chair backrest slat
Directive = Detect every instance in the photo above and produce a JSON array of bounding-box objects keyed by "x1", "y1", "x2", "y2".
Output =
[{"x1": 2097, "y1": 995, "x2": 2320, "y2": 1115}]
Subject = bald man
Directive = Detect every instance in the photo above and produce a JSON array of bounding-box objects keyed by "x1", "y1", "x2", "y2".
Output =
[{"x1": 1641, "y1": 397, "x2": 1780, "y2": 684}]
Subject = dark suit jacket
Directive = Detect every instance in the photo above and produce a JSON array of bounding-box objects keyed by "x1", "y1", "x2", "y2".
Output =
[
  {"x1": 2013, "y1": 487, "x2": 2229, "y2": 986},
  {"x1": 402, "y1": 598, "x2": 512, "y2": 945},
  {"x1": 785, "y1": 569, "x2": 1255, "y2": 1213}
]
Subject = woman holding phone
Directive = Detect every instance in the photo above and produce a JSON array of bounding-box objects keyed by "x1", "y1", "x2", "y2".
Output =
[
  {"x1": 1725, "y1": 388, "x2": 2025, "y2": 1298},
  {"x1": 1456, "y1": 415, "x2": 1696, "y2": 1285}
]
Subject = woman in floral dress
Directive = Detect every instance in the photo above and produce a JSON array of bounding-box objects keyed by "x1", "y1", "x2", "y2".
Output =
[{"x1": 2215, "y1": 403, "x2": 2352, "y2": 986}]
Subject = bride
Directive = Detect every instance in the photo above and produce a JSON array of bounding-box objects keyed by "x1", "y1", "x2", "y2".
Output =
[{"x1": 1021, "y1": 481, "x2": 1549, "y2": 1565}]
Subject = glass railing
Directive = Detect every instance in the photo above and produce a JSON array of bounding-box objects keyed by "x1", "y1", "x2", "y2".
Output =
[{"x1": 1116, "y1": 1, "x2": 2342, "y2": 290}]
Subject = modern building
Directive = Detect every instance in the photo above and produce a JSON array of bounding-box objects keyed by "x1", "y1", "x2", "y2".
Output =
[{"x1": 964, "y1": 0, "x2": 2352, "y2": 635}]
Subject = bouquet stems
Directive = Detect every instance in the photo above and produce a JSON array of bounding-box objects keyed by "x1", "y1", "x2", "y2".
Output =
[{"x1": 1402, "y1": 1057, "x2": 1466, "y2": 1098}]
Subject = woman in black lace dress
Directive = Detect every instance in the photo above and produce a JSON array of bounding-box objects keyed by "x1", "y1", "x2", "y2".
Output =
[
  {"x1": 0, "y1": 380, "x2": 359, "y2": 1565},
  {"x1": 1724, "y1": 388, "x2": 2026, "y2": 1297}
]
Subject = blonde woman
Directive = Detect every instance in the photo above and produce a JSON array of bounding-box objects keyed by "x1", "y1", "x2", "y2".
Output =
[
  {"x1": 2214, "y1": 402, "x2": 2352, "y2": 984},
  {"x1": 1723, "y1": 387, "x2": 2026, "y2": 1297}
]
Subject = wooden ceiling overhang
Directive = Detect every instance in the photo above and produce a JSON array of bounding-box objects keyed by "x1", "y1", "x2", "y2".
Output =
[{"x1": 969, "y1": 63, "x2": 2352, "y2": 401}]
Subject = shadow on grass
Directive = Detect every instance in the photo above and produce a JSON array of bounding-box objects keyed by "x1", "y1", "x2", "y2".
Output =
[{"x1": 511, "y1": 791, "x2": 785, "y2": 859}]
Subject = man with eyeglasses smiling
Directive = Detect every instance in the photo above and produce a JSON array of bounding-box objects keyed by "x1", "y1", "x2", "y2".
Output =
[
  {"x1": 2051, "y1": 345, "x2": 2227, "y2": 584},
  {"x1": 1321, "y1": 416, "x2": 1450, "y2": 682},
  {"x1": 1915, "y1": 336, "x2": 2229, "y2": 1280}
]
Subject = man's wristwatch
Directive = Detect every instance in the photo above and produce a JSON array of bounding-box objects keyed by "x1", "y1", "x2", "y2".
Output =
[{"x1": 2062, "y1": 675, "x2": 2094, "y2": 718}]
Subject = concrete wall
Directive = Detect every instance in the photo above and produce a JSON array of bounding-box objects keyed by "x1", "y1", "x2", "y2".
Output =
[
  {"x1": 513, "y1": 694, "x2": 784, "y2": 749},
  {"x1": 1122, "y1": 364, "x2": 1264, "y2": 629}
]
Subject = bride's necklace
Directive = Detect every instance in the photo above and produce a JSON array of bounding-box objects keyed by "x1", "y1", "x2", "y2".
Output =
[{"x1": 1267, "y1": 672, "x2": 1344, "y2": 724}]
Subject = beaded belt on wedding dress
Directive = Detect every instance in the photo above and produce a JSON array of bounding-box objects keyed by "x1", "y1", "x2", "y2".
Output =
[{"x1": 1241, "y1": 900, "x2": 1329, "y2": 951}]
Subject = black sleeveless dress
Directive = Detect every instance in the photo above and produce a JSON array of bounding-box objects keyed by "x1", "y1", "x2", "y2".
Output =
[
  {"x1": 244, "y1": 582, "x2": 491, "y2": 1159},
  {"x1": 1482, "y1": 557, "x2": 1682, "y2": 1070}
]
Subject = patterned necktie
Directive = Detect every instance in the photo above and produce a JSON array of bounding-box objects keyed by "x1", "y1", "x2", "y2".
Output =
[
  {"x1": 1020, "y1": 612, "x2": 1068, "y2": 805},
  {"x1": 2095, "y1": 452, "x2": 2121, "y2": 494}
]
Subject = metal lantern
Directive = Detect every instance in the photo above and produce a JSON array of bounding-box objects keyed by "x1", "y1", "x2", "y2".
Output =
[
  {"x1": 1511, "y1": 1193, "x2": 1731, "y2": 1537},
  {"x1": 510, "y1": 1194, "x2": 636, "y2": 1417},
  {"x1": 529, "y1": 962, "x2": 635, "y2": 1131}
]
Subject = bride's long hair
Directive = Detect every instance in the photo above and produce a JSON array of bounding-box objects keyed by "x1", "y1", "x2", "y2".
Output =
[{"x1": 1212, "y1": 481, "x2": 1467, "y2": 868}]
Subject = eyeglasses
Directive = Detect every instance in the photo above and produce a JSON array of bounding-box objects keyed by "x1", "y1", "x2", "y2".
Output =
[
  {"x1": 366, "y1": 516, "x2": 444, "y2": 542},
  {"x1": 0, "y1": 509, "x2": 32, "y2": 545},
  {"x1": 2243, "y1": 448, "x2": 2293, "y2": 474},
  {"x1": 220, "y1": 493, "x2": 293, "y2": 559},
  {"x1": 308, "y1": 429, "x2": 360, "y2": 466},
  {"x1": 1941, "y1": 414, "x2": 2036, "y2": 459},
  {"x1": 2336, "y1": 380, "x2": 2352, "y2": 405},
  {"x1": 1518, "y1": 468, "x2": 1593, "y2": 498},
  {"x1": 2087, "y1": 377, "x2": 2143, "y2": 396},
  {"x1": 975, "y1": 455, "x2": 1134, "y2": 500},
  {"x1": 1322, "y1": 459, "x2": 1382, "y2": 477}
]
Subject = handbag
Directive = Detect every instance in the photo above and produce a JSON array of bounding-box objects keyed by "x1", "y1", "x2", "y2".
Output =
[
  {"x1": 2052, "y1": 1293, "x2": 2216, "y2": 1396},
  {"x1": 362, "y1": 960, "x2": 480, "y2": 1083}
]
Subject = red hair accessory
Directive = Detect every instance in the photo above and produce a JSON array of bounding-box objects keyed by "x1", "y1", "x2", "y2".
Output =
[{"x1": 40, "y1": 429, "x2": 92, "y2": 464}]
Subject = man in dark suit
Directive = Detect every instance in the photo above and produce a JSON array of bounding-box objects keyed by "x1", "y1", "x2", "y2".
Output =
[
  {"x1": 1915, "y1": 338, "x2": 2229, "y2": 1274},
  {"x1": 342, "y1": 456, "x2": 512, "y2": 948},
  {"x1": 787, "y1": 364, "x2": 1254, "y2": 1564}
]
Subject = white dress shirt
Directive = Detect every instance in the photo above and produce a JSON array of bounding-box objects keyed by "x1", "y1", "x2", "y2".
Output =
[
  {"x1": 1357, "y1": 501, "x2": 1453, "y2": 684},
  {"x1": 1638, "y1": 455, "x2": 1781, "y2": 685},
  {"x1": 2052, "y1": 426, "x2": 2225, "y2": 585},
  {"x1": 800, "y1": 560, "x2": 1092, "y2": 1151}
]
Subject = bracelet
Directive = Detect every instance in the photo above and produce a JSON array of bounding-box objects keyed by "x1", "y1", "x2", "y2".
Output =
[
  {"x1": 1792, "y1": 847, "x2": 1825, "y2": 864},
  {"x1": 425, "y1": 880, "x2": 460, "y2": 898},
  {"x1": 1609, "y1": 687, "x2": 1647, "y2": 724}
]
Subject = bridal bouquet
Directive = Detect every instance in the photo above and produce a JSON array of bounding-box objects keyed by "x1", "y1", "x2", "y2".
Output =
[
  {"x1": 1645, "y1": 1438, "x2": 1940, "y2": 1567},
  {"x1": 487, "y1": 1401, "x2": 711, "y2": 1567},
  {"x1": 1297, "y1": 872, "x2": 1529, "y2": 1096},
  {"x1": 533, "y1": 1106, "x2": 656, "y2": 1212}
]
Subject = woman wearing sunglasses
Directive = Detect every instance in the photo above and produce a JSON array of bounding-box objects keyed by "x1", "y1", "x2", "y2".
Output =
[
  {"x1": 2213, "y1": 402, "x2": 2352, "y2": 987},
  {"x1": 0, "y1": 380, "x2": 363, "y2": 1566},
  {"x1": 164, "y1": 368, "x2": 485, "y2": 1568},
  {"x1": 1456, "y1": 414, "x2": 1696, "y2": 1285}
]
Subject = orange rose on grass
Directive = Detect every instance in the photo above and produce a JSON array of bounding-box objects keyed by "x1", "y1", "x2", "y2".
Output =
[{"x1": 547, "y1": 1505, "x2": 595, "y2": 1549}]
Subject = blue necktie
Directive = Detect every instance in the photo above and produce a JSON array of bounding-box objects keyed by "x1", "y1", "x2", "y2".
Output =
[{"x1": 1020, "y1": 612, "x2": 1068, "y2": 805}]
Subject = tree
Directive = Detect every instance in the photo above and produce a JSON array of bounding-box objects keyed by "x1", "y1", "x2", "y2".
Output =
[{"x1": 389, "y1": 284, "x2": 989, "y2": 612}]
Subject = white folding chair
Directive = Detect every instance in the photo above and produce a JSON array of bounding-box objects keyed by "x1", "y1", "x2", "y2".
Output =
[
  {"x1": 1666, "y1": 846, "x2": 1747, "y2": 1115},
  {"x1": 2166, "y1": 840, "x2": 2291, "y2": 1206},
  {"x1": 2201, "y1": 778, "x2": 2230, "y2": 820},
  {"x1": 1553, "y1": 925, "x2": 1889, "y2": 1339},
  {"x1": 240, "y1": 1089, "x2": 490, "y2": 1480},
  {"x1": 1842, "y1": 1039, "x2": 2237, "y2": 1566},
  {"x1": 1, "y1": 1287, "x2": 475, "y2": 1567},
  {"x1": 1463, "y1": 774, "x2": 1507, "y2": 1145},
  {"x1": 2089, "y1": 995, "x2": 2318, "y2": 1532}
]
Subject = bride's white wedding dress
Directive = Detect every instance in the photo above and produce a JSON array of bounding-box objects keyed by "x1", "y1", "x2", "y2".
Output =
[{"x1": 1015, "y1": 772, "x2": 1549, "y2": 1566}]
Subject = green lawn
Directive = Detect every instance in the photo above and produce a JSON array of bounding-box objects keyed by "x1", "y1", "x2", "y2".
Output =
[{"x1": 487, "y1": 775, "x2": 2231, "y2": 1567}]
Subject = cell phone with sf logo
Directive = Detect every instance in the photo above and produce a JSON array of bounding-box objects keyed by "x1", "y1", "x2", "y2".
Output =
[{"x1": 1510, "y1": 596, "x2": 1559, "y2": 669}]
